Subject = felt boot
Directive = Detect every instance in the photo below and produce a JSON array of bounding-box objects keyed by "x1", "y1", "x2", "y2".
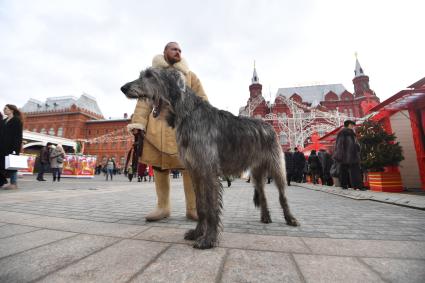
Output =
[
  {"x1": 145, "y1": 169, "x2": 171, "y2": 221},
  {"x1": 182, "y1": 171, "x2": 198, "y2": 221}
]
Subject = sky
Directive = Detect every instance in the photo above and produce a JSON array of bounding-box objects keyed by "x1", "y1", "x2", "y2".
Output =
[{"x1": 1, "y1": 0, "x2": 424, "y2": 119}]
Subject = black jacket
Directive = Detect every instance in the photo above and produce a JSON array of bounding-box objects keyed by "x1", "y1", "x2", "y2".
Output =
[
  {"x1": 284, "y1": 151, "x2": 295, "y2": 174},
  {"x1": 332, "y1": 127, "x2": 360, "y2": 165},
  {"x1": 1, "y1": 116, "x2": 23, "y2": 156}
]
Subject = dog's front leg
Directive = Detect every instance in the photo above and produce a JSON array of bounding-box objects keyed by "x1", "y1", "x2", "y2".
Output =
[
  {"x1": 184, "y1": 173, "x2": 205, "y2": 241},
  {"x1": 192, "y1": 176, "x2": 221, "y2": 249}
]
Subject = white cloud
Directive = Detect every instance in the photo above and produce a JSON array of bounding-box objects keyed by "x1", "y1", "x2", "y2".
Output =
[{"x1": 0, "y1": 0, "x2": 424, "y2": 118}]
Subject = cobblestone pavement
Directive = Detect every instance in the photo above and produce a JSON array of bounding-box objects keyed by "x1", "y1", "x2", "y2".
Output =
[{"x1": 0, "y1": 175, "x2": 424, "y2": 282}]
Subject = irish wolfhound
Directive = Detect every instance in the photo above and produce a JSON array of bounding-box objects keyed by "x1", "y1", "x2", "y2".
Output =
[{"x1": 121, "y1": 68, "x2": 299, "y2": 249}]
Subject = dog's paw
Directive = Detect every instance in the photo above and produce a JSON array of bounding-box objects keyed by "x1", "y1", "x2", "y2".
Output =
[
  {"x1": 286, "y1": 217, "x2": 300, "y2": 227},
  {"x1": 193, "y1": 237, "x2": 215, "y2": 249},
  {"x1": 184, "y1": 229, "x2": 199, "y2": 240},
  {"x1": 261, "y1": 213, "x2": 272, "y2": 224}
]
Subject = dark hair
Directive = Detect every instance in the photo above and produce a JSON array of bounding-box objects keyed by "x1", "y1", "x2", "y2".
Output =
[
  {"x1": 5, "y1": 104, "x2": 23, "y2": 122},
  {"x1": 294, "y1": 147, "x2": 299, "y2": 151},
  {"x1": 344, "y1": 120, "x2": 355, "y2": 127},
  {"x1": 164, "y1": 42, "x2": 179, "y2": 51},
  {"x1": 311, "y1": 150, "x2": 316, "y2": 154}
]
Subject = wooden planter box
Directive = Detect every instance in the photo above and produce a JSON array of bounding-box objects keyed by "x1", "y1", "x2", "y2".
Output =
[{"x1": 367, "y1": 171, "x2": 403, "y2": 192}]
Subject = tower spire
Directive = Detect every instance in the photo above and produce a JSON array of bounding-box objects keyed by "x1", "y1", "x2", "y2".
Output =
[
  {"x1": 354, "y1": 52, "x2": 365, "y2": 77},
  {"x1": 252, "y1": 60, "x2": 259, "y2": 84}
]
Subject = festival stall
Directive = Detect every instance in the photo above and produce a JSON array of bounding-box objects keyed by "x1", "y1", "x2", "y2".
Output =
[
  {"x1": 17, "y1": 154, "x2": 37, "y2": 176},
  {"x1": 62, "y1": 154, "x2": 97, "y2": 178}
]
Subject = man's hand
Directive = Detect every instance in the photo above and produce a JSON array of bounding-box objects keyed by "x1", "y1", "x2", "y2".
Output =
[{"x1": 131, "y1": 129, "x2": 145, "y2": 137}]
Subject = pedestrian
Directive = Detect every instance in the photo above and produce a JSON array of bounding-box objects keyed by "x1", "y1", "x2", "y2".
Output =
[
  {"x1": 128, "y1": 41, "x2": 208, "y2": 221},
  {"x1": 293, "y1": 147, "x2": 306, "y2": 183},
  {"x1": 0, "y1": 111, "x2": 6, "y2": 187},
  {"x1": 332, "y1": 120, "x2": 365, "y2": 190},
  {"x1": 318, "y1": 149, "x2": 333, "y2": 186},
  {"x1": 0, "y1": 104, "x2": 23, "y2": 190},
  {"x1": 148, "y1": 165, "x2": 154, "y2": 182},
  {"x1": 105, "y1": 158, "x2": 115, "y2": 181},
  {"x1": 137, "y1": 163, "x2": 147, "y2": 182},
  {"x1": 50, "y1": 144, "x2": 65, "y2": 182},
  {"x1": 284, "y1": 149, "x2": 294, "y2": 186},
  {"x1": 127, "y1": 166, "x2": 134, "y2": 182},
  {"x1": 308, "y1": 150, "x2": 322, "y2": 184},
  {"x1": 37, "y1": 142, "x2": 52, "y2": 181}
]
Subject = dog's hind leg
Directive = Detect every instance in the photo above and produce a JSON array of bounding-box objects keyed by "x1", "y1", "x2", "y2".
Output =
[
  {"x1": 269, "y1": 155, "x2": 299, "y2": 227},
  {"x1": 251, "y1": 167, "x2": 272, "y2": 224}
]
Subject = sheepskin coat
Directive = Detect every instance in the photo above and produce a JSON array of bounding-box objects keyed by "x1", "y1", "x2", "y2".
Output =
[
  {"x1": 332, "y1": 127, "x2": 360, "y2": 165},
  {"x1": 128, "y1": 55, "x2": 208, "y2": 169}
]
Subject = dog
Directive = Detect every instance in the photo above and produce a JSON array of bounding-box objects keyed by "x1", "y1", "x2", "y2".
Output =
[{"x1": 121, "y1": 67, "x2": 299, "y2": 249}]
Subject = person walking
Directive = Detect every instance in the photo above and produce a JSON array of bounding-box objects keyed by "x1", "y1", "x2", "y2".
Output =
[
  {"x1": 148, "y1": 165, "x2": 154, "y2": 182},
  {"x1": 308, "y1": 150, "x2": 322, "y2": 184},
  {"x1": 0, "y1": 104, "x2": 23, "y2": 190},
  {"x1": 293, "y1": 147, "x2": 306, "y2": 183},
  {"x1": 0, "y1": 112, "x2": 6, "y2": 187},
  {"x1": 284, "y1": 149, "x2": 295, "y2": 186},
  {"x1": 318, "y1": 149, "x2": 333, "y2": 186},
  {"x1": 37, "y1": 142, "x2": 52, "y2": 181},
  {"x1": 50, "y1": 144, "x2": 65, "y2": 182},
  {"x1": 105, "y1": 158, "x2": 115, "y2": 181},
  {"x1": 128, "y1": 42, "x2": 208, "y2": 221},
  {"x1": 333, "y1": 120, "x2": 365, "y2": 190}
]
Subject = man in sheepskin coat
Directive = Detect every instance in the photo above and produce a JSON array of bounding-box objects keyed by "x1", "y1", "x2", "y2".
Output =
[
  {"x1": 128, "y1": 42, "x2": 208, "y2": 221},
  {"x1": 332, "y1": 120, "x2": 364, "y2": 190}
]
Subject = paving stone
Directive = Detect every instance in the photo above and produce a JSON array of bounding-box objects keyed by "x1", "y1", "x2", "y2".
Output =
[
  {"x1": 361, "y1": 257, "x2": 425, "y2": 283},
  {"x1": 0, "y1": 234, "x2": 119, "y2": 282},
  {"x1": 131, "y1": 244, "x2": 226, "y2": 282},
  {"x1": 221, "y1": 249, "x2": 302, "y2": 282},
  {"x1": 0, "y1": 224, "x2": 40, "y2": 239},
  {"x1": 5, "y1": 215, "x2": 150, "y2": 238},
  {"x1": 0, "y1": 229, "x2": 76, "y2": 258},
  {"x1": 294, "y1": 254, "x2": 384, "y2": 282},
  {"x1": 302, "y1": 237, "x2": 425, "y2": 259},
  {"x1": 39, "y1": 239, "x2": 168, "y2": 283},
  {"x1": 220, "y1": 232, "x2": 310, "y2": 253},
  {"x1": 134, "y1": 227, "x2": 191, "y2": 244}
]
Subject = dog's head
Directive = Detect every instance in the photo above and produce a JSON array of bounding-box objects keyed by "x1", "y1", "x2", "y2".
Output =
[{"x1": 121, "y1": 67, "x2": 186, "y2": 118}]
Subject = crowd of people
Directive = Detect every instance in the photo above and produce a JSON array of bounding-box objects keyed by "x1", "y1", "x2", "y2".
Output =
[{"x1": 282, "y1": 119, "x2": 366, "y2": 190}]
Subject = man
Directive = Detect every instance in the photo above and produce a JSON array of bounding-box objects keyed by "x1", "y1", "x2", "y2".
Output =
[
  {"x1": 37, "y1": 142, "x2": 52, "y2": 181},
  {"x1": 293, "y1": 147, "x2": 306, "y2": 183},
  {"x1": 318, "y1": 149, "x2": 333, "y2": 186},
  {"x1": 284, "y1": 148, "x2": 294, "y2": 186},
  {"x1": 128, "y1": 42, "x2": 208, "y2": 221},
  {"x1": 333, "y1": 120, "x2": 365, "y2": 190}
]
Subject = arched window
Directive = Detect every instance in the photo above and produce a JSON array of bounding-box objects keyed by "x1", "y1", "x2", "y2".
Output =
[
  {"x1": 120, "y1": 156, "x2": 125, "y2": 167},
  {"x1": 49, "y1": 128, "x2": 55, "y2": 135},
  {"x1": 57, "y1": 127, "x2": 63, "y2": 137},
  {"x1": 32, "y1": 128, "x2": 37, "y2": 132},
  {"x1": 40, "y1": 128, "x2": 47, "y2": 135}
]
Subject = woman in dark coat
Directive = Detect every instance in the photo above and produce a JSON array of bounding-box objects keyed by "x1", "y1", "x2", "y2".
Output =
[
  {"x1": 284, "y1": 149, "x2": 295, "y2": 186},
  {"x1": 0, "y1": 104, "x2": 23, "y2": 190},
  {"x1": 308, "y1": 150, "x2": 322, "y2": 184},
  {"x1": 0, "y1": 112, "x2": 6, "y2": 187}
]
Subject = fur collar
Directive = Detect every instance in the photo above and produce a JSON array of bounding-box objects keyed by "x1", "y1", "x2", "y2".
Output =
[{"x1": 152, "y1": 54, "x2": 189, "y2": 75}]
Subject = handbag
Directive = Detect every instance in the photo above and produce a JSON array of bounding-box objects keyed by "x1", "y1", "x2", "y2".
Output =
[
  {"x1": 5, "y1": 154, "x2": 29, "y2": 170},
  {"x1": 57, "y1": 155, "x2": 64, "y2": 163},
  {"x1": 330, "y1": 162, "x2": 340, "y2": 177}
]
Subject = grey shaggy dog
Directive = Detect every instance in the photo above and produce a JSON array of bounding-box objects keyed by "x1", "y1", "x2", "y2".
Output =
[{"x1": 121, "y1": 67, "x2": 299, "y2": 249}]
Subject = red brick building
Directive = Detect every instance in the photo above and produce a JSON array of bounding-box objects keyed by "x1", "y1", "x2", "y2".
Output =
[
  {"x1": 21, "y1": 94, "x2": 132, "y2": 168},
  {"x1": 239, "y1": 58, "x2": 381, "y2": 149}
]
